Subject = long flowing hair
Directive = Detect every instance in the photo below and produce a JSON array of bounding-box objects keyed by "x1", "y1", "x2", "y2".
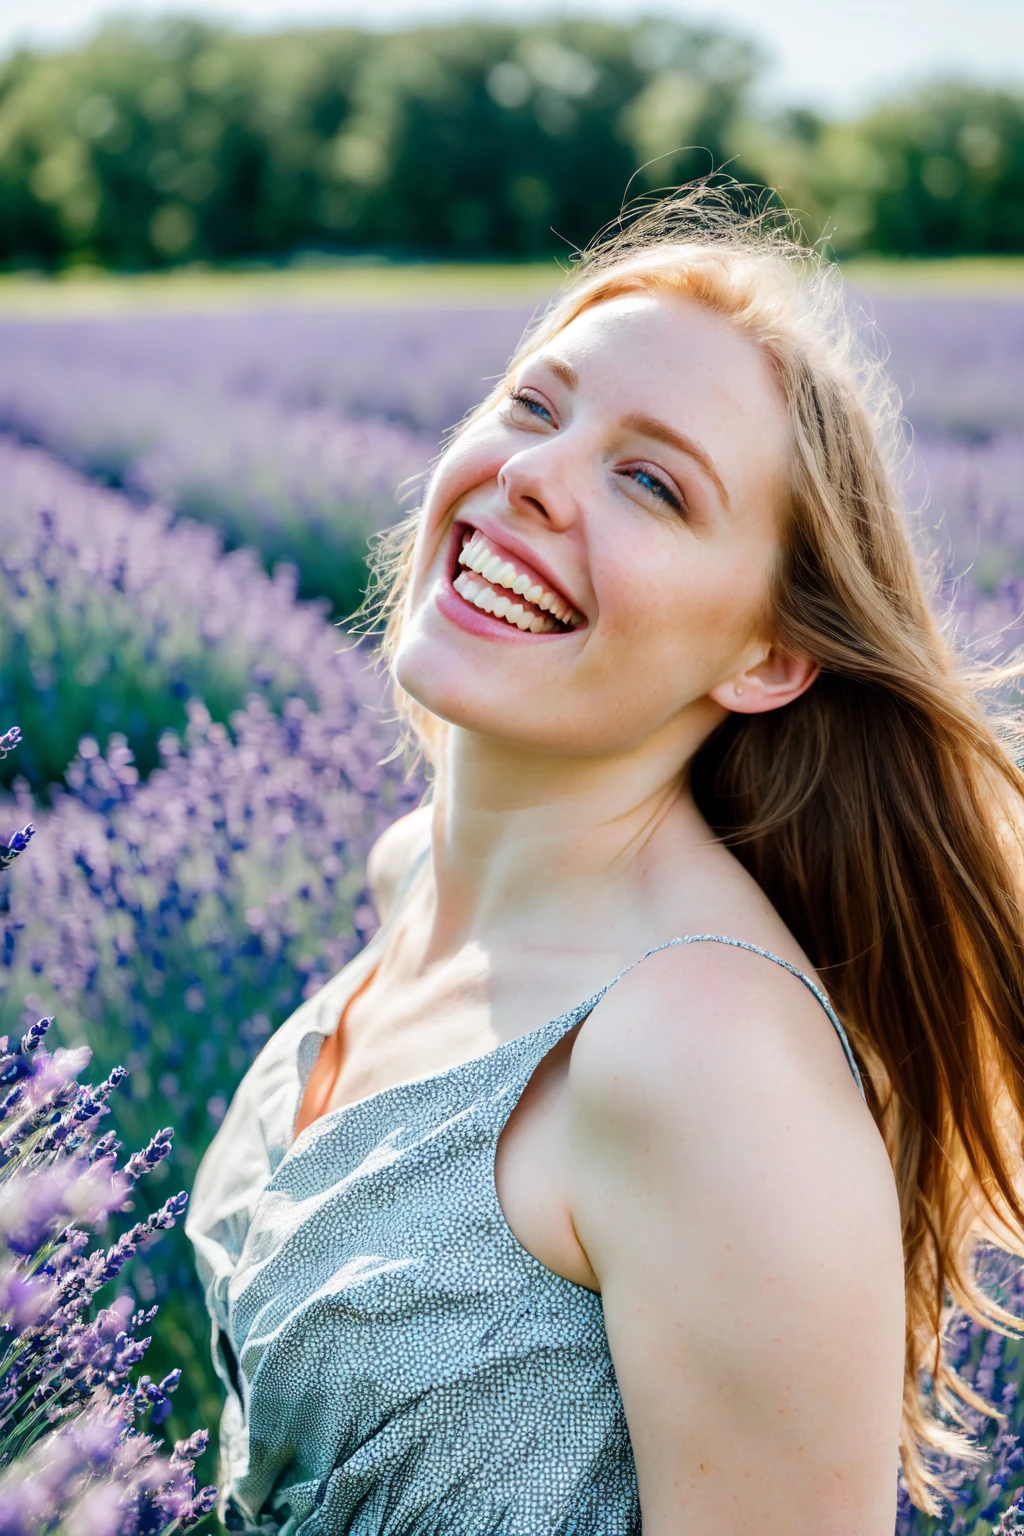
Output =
[{"x1": 365, "y1": 187, "x2": 1024, "y2": 1513}]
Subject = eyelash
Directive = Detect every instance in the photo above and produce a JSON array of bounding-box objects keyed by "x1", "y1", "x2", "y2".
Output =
[
  {"x1": 505, "y1": 387, "x2": 686, "y2": 514},
  {"x1": 507, "y1": 388, "x2": 551, "y2": 422}
]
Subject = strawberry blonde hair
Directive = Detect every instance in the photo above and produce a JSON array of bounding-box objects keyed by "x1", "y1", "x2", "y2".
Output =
[{"x1": 367, "y1": 187, "x2": 1024, "y2": 1513}]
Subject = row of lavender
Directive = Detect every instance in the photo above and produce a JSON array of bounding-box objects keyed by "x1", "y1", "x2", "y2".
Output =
[
  {"x1": 0, "y1": 435, "x2": 426, "y2": 1474},
  {"x1": 0, "y1": 727, "x2": 216, "y2": 1534},
  {"x1": 0, "y1": 293, "x2": 1022, "y2": 1532},
  {"x1": 3, "y1": 299, "x2": 1024, "y2": 796},
  {"x1": 0, "y1": 306, "x2": 486, "y2": 625}
]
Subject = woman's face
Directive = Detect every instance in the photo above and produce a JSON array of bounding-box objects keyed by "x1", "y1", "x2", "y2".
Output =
[{"x1": 395, "y1": 290, "x2": 794, "y2": 758}]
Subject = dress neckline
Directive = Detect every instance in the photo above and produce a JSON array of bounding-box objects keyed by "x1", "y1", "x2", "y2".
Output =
[
  {"x1": 285, "y1": 986, "x2": 600, "y2": 1166},
  {"x1": 283, "y1": 929, "x2": 864, "y2": 1167}
]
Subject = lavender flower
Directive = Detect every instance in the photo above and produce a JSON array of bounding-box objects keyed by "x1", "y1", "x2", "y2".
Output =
[
  {"x1": 0, "y1": 829, "x2": 34, "y2": 875},
  {"x1": 1, "y1": 691, "x2": 422, "y2": 1437},
  {"x1": 0, "y1": 436, "x2": 425, "y2": 796},
  {"x1": 0, "y1": 305, "x2": 527, "y2": 458},
  {"x1": 0, "y1": 306, "x2": 526, "y2": 649},
  {"x1": 0, "y1": 1389, "x2": 209, "y2": 1536},
  {"x1": 2, "y1": 695, "x2": 420, "y2": 1166},
  {"x1": 0, "y1": 1022, "x2": 216, "y2": 1532},
  {"x1": 0, "y1": 731, "x2": 214, "y2": 1533},
  {"x1": 893, "y1": 1247, "x2": 1024, "y2": 1533}
]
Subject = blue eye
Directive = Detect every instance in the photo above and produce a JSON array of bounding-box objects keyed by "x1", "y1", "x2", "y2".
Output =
[
  {"x1": 507, "y1": 389, "x2": 553, "y2": 423},
  {"x1": 624, "y1": 467, "x2": 684, "y2": 513}
]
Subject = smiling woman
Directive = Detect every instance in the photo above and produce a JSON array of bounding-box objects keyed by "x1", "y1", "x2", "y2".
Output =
[
  {"x1": 187, "y1": 187, "x2": 1024, "y2": 1536},
  {"x1": 393, "y1": 280, "x2": 807, "y2": 767}
]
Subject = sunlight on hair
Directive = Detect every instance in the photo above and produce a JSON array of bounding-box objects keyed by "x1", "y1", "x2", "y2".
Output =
[{"x1": 360, "y1": 178, "x2": 1024, "y2": 1518}]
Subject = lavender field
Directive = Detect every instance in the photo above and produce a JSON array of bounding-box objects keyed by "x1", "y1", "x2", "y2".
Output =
[{"x1": 0, "y1": 287, "x2": 1023, "y2": 1532}]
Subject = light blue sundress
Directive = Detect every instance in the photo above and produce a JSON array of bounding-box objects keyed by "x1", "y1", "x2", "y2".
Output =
[{"x1": 186, "y1": 929, "x2": 865, "y2": 1536}]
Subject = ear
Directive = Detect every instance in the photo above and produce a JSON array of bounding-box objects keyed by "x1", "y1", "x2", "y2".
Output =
[{"x1": 708, "y1": 643, "x2": 820, "y2": 716}]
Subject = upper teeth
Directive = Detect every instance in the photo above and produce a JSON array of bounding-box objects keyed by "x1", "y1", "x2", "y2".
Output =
[{"x1": 456, "y1": 533, "x2": 583, "y2": 630}]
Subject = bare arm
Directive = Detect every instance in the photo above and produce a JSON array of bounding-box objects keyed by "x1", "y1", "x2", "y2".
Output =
[
  {"x1": 568, "y1": 942, "x2": 905, "y2": 1536},
  {"x1": 366, "y1": 804, "x2": 432, "y2": 925}
]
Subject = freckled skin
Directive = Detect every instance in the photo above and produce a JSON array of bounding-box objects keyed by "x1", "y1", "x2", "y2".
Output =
[{"x1": 396, "y1": 294, "x2": 795, "y2": 757}]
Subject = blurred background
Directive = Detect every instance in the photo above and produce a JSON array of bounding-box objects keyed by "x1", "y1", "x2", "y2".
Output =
[
  {"x1": 0, "y1": 0, "x2": 1022, "y2": 268},
  {"x1": 1, "y1": 5, "x2": 1023, "y2": 1531}
]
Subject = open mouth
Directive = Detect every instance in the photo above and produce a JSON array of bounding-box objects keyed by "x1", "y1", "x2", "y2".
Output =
[{"x1": 450, "y1": 528, "x2": 584, "y2": 635}]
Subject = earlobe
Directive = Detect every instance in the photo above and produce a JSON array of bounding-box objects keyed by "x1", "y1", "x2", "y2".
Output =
[{"x1": 710, "y1": 647, "x2": 820, "y2": 716}]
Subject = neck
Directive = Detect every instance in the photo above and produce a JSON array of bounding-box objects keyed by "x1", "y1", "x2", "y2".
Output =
[{"x1": 423, "y1": 711, "x2": 722, "y2": 957}]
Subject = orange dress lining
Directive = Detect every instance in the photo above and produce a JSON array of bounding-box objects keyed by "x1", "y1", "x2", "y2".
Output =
[{"x1": 293, "y1": 966, "x2": 378, "y2": 1136}]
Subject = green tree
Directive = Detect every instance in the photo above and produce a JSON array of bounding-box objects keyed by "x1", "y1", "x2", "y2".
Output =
[
  {"x1": 0, "y1": 16, "x2": 763, "y2": 268},
  {"x1": 742, "y1": 83, "x2": 1024, "y2": 257},
  {"x1": 8, "y1": 19, "x2": 1019, "y2": 267},
  {"x1": 853, "y1": 83, "x2": 1024, "y2": 255},
  {"x1": 0, "y1": 19, "x2": 370, "y2": 266}
]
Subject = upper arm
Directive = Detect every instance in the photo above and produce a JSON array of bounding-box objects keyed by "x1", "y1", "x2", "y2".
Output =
[
  {"x1": 365, "y1": 804, "x2": 431, "y2": 924},
  {"x1": 568, "y1": 943, "x2": 905, "y2": 1536}
]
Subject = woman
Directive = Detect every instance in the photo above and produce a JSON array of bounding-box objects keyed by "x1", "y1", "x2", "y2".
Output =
[{"x1": 187, "y1": 191, "x2": 1024, "y2": 1536}]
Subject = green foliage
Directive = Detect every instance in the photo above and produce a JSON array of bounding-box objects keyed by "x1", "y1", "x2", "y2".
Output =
[
  {"x1": 2, "y1": 18, "x2": 1022, "y2": 265},
  {"x1": 4, "y1": 16, "x2": 1020, "y2": 265},
  {"x1": 0, "y1": 20, "x2": 371, "y2": 267},
  {"x1": 742, "y1": 84, "x2": 1024, "y2": 257},
  {"x1": 850, "y1": 84, "x2": 1024, "y2": 256},
  {"x1": 0, "y1": 16, "x2": 764, "y2": 268}
]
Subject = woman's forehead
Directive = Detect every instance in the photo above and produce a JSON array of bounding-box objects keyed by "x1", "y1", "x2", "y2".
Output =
[{"x1": 538, "y1": 290, "x2": 772, "y2": 388}]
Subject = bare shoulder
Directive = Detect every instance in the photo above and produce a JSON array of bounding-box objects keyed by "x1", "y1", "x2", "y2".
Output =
[
  {"x1": 568, "y1": 933, "x2": 902, "y2": 1345},
  {"x1": 572, "y1": 933, "x2": 871, "y2": 1137},
  {"x1": 366, "y1": 804, "x2": 432, "y2": 923},
  {"x1": 565, "y1": 938, "x2": 905, "y2": 1533},
  {"x1": 568, "y1": 933, "x2": 899, "y2": 1278}
]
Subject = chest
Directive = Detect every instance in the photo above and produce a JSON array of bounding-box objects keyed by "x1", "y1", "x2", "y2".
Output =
[{"x1": 296, "y1": 965, "x2": 600, "y2": 1292}]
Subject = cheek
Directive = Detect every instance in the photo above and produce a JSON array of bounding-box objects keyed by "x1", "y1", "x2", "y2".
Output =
[
  {"x1": 412, "y1": 425, "x2": 503, "y2": 571},
  {"x1": 566, "y1": 560, "x2": 765, "y2": 743},
  {"x1": 594, "y1": 530, "x2": 771, "y2": 676}
]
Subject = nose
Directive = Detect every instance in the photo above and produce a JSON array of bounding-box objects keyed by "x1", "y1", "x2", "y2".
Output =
[{"x1": 496, "y1": 440, "x2": 580, "y2": 532}]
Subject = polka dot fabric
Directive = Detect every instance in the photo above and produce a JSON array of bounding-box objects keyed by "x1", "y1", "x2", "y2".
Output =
[{"x1": 187, "y1": 934, "x2": 863, "y2": 1536}]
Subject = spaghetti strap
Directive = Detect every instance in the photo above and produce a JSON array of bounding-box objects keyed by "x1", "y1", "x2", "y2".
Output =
[{"x1": 604, "y1": 934, "x2": 866, "y2": 1100}]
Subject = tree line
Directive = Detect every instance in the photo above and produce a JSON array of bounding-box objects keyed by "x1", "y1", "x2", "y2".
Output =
[{"x1": 0, "y1": 15, "x2": 1021, "y2": 269}]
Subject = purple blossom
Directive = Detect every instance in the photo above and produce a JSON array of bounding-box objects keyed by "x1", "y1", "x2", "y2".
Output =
[
  {"x1": 0, "y1": 1022, "x2": 215, "y2": 1529},
  {"x1": 0, "y1": 1389, "x2": 208, "y2": 1536},
  {"x1": 0, "y1": 305, "x2": 527, "y2": 459},
  {"x1": 2, "y1": 697, "x2": 421, "y2": 1179},
  {"x1": 122, "y1": 1131, "x2": 174, "y2": 1188},
  {"x1": 0, "y1": 828, "x2": 34, "y2": 875},
  {"x1": 1, "y1": 688, "x2": 422, "y2": 1457},
  {"x1": 0, "y1": 434, "x2": 426, "y2": 797},
  {"x1": 895, "y1": 1246, "x2": 1024, "y2": 1533},
  {"x1": 0, "y1": 730, "x2": 213, "y2": 1533}
]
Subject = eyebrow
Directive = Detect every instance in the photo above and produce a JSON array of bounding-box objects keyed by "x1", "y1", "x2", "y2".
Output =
[
  {"x1": 620, "y1": 412, "x2": 731, "y2": 512},
  {"x1": 533, "y1": 353, "x2": 731, "y2": 512},
  {"x1": 537, "y1": 355, "x2": 579, "y2": 391}
]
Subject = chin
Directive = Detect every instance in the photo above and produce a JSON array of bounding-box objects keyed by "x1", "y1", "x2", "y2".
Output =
[
  {"x1": 393, "y1": 631, "x2": 582, "y2": 755},
  {"x1": 395, "y1": 635, "x2": 535, "y2": 744}
]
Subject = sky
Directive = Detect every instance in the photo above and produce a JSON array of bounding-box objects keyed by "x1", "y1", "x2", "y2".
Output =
[{"x1": 3, "y1": 0, "x2": 1022, "y2": 118}]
